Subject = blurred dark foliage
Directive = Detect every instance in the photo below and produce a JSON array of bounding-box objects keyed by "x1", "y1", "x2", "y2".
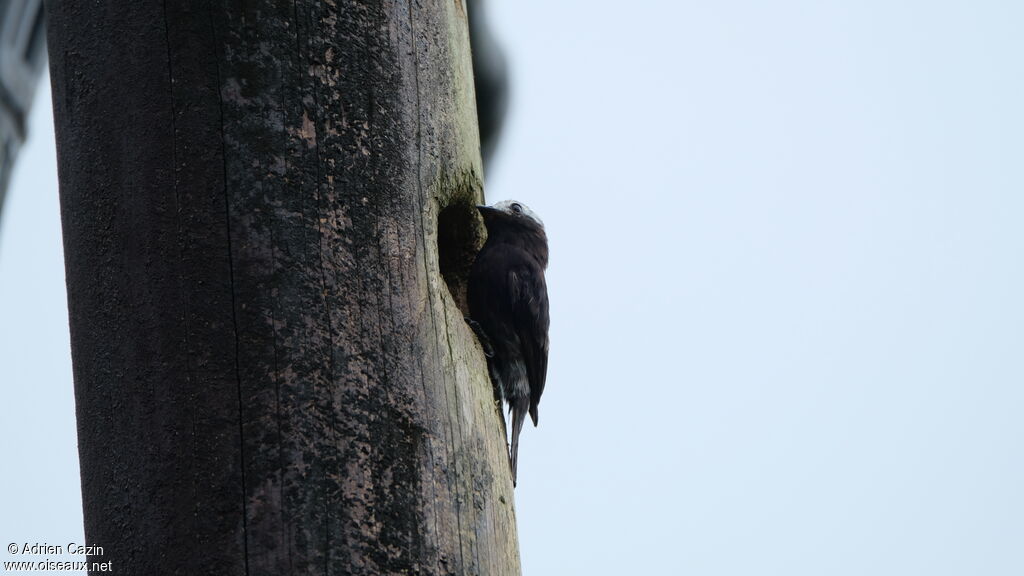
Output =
[{"x1": 468, "y1": 0, "x2": 508, "y2": 169}]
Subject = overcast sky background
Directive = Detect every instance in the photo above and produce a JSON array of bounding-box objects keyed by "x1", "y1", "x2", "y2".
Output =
[{"x1": 3, "y1": 2, "x2": 1024, "y2": 574}]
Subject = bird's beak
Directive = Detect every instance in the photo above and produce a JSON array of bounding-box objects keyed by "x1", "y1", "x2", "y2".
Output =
[{"x1": 476, "y1": 204, "x2": 500, "y2": 217}]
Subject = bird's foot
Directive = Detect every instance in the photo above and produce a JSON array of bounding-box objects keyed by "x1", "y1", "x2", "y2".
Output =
[{"x1": 464, "y1": 316, "x2": 495, "y2": 357}]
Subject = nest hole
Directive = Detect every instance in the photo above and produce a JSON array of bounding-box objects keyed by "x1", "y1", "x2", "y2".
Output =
[{"x1": 437, "y1": 201, "x2": 485, "y2": 316}]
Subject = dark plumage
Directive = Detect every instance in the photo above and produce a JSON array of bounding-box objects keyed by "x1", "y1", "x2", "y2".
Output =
[{"x1": 468, "y1": 200, "x2": 549, "y2": 486}]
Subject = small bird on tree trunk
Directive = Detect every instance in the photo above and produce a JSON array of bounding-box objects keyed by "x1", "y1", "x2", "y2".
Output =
[{"x1": 468, "y1": 200, "x2": 550, "y2": 486}]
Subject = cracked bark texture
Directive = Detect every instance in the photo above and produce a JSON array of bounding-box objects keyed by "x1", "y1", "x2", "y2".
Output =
[{"x1": 46, "y1": 1, "x2": 519, "y2": 574}]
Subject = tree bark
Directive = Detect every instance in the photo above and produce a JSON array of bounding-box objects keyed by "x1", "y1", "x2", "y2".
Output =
[{"x1": 46, "y1": 1, "x2": 519, "y2": 574}]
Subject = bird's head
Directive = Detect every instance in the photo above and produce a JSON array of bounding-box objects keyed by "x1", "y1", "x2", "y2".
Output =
[
  {"x1": 476, "y1": 200, "x2": 548, "y2": 266},
  {"x1": 477, "y1": 200, "x2": 545, "y2": 233}
]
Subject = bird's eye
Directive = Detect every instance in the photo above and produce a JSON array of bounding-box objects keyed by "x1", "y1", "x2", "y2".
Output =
[{"x1": 510, "y1": 203, "x2": 523, "y2": 213}]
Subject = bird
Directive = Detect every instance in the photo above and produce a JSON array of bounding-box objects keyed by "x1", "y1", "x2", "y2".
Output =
[{"x1": 467, "y1": 199, "x2": 550, "y2": 486}]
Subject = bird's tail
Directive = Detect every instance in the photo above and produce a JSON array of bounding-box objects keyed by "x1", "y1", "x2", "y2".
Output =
[{"x1": 510, "y1": 402, "x2": 528, "y2": 487}]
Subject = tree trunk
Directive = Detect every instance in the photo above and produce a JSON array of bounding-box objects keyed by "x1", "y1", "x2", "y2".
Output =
[{"x1": 46, "y1": 1, "x2": 519, "y2": 574}]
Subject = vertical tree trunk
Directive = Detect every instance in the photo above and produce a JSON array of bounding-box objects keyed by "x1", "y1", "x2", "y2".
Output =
[{"x1": 46, "y1": 1, "x2": 519, "y2": 574}]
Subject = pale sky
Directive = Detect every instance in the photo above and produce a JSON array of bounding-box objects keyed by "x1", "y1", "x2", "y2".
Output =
[{"x1": 3, "y1": 2, "x2": 1024, "y2": 575}]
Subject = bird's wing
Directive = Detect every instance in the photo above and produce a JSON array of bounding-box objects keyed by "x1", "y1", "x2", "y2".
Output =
[{"x1": 509, "y1": 261, "x2": 549, "y2": 425}]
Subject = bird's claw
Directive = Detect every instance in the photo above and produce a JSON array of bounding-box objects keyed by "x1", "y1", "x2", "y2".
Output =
[{"x1": 464, "y1": 316, "x2": 495, "y2": 357}]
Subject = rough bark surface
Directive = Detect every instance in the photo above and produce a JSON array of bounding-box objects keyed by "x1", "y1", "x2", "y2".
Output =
[{"x1": 46, "y1": 1, "x2": 519, "y2": 574}]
